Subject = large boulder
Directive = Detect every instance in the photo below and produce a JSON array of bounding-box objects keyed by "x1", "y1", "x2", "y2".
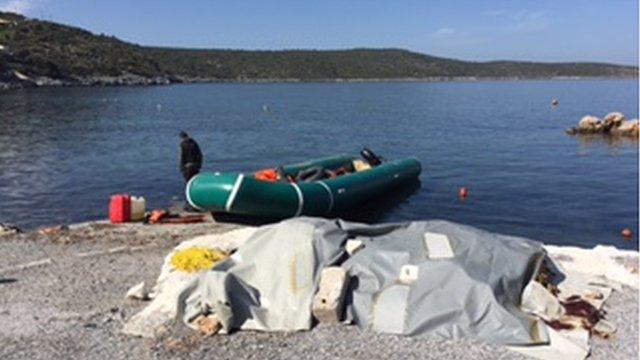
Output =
[
  {"x1": 578, "y1": 115, "x2": 601, "y2": 133},
  {"x1": 602, "y1": 112, "x2": 626, "y2": 133},
  {"x1": 612, "y1": 119, "x2": 639, "y2": 137},
  {"x1": 567, "y1": 113, "x2": 638, "y2": 138},
  {"x1": 603, "y1": 112, "x2": 626, "y2": 127}
]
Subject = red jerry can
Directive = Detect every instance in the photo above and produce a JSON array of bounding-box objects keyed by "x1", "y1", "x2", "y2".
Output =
[{"x1": 109, "y1": 194, "x2": 131, "y2": 223}]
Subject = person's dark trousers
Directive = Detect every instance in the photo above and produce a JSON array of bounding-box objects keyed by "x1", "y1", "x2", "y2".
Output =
[{"x1": 182, "y1": 165, "x2": 200, "y2": 183}]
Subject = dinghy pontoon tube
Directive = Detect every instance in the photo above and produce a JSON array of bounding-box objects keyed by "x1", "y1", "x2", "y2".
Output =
[{"x1": 186, "y1": 154, "x2": 421, "y2": 219}]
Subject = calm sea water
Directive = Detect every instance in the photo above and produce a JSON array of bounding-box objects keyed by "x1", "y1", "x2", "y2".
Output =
[{"x1": 0, "y1": 80, "x2": 637, "y2": 249}]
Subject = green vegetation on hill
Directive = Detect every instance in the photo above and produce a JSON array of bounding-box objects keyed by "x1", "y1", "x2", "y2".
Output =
[
  {"x1": 145, "y1": 48, "x2": 638, "y2": 80},
  {"x1": 0, "y1": 11, "x2": 637, "y2": 85},
  {"x1": 0, "y1": 12, "x2": 163, "y2": 81}
]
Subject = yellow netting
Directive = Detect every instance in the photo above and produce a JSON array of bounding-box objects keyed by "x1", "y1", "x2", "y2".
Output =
[{"x1": 170, "y1": 247, "x2": 228, "y2": 273}]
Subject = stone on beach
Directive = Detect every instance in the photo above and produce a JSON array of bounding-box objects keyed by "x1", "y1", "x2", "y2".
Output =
[
  {"x1": 125, "y1": 281, "x2": 149, "y2": 301},
  {"x1": 0, "y1": 223, "x2": 21, "y2": 236},
  {"x1": 38, "y1": 224, "x2": 69, "y2": 235},
  {"x1": 195, "y1": 315, "x2": 222, "y2": 336}
]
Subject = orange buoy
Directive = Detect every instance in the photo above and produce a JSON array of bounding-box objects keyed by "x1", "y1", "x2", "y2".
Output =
[
  {"x1": 621, "y1": 228, "x2": 633, "y2": 239},
  {"x1": 458, "y1": 187, "x2": 469, "y2": 200}
]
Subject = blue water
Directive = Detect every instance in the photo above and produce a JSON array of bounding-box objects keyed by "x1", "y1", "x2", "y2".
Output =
[{"x1": 0, "y1": 80, "x2": 637, "y2": 249}]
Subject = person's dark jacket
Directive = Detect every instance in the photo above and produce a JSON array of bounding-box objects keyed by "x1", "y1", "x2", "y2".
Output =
[{"x1": 180, "y1": 138, "x2": 203, "y2": 173}]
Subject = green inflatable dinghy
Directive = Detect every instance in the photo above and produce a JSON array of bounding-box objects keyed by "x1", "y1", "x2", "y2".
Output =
[{"x1": 186, "y1": 154, "x2": 421, "y2": 219}]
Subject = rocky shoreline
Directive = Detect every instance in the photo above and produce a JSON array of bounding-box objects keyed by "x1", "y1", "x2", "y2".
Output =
[
  {"x1": 0, "y1": 71, "x2": 173, "y2": 90},
  {"x1": 0, "y1": 71, "x2": 637, "y2": 91},
  {"x1": 0, "y1": 218, "x2": 637, "y2": 360}
]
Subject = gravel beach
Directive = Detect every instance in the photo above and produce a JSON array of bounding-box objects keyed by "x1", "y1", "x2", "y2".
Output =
[{"x1": 0, "y1": 221, "x2": 637, "y2": 360}]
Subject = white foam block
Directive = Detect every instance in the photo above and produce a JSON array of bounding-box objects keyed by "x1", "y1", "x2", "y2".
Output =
[
  {"x1": 312, "y1": 267, "x2": 349, "y2": 324},
  {"x1": 424, "y1": 232, "x2": 454, "y2": 259},
  {"x1": 399, "y1": 265, "x2": 419, "y2": 284},
  {"x1": 346, "y1": 239, "x2": 365, "y2": 255}
]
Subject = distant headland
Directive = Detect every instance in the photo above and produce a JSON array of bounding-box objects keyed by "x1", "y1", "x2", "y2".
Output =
[{"x1": 0, "y1": 11, "x2": 637, "y2": 89}]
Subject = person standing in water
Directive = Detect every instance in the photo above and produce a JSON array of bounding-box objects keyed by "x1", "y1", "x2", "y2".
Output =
[{"x1": 179, "y1": 131, "x2": 203, "y2": 183}]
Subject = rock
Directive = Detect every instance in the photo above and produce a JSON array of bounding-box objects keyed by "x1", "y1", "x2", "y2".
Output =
[
  {"x1": 38, "y1": 225, "x2": 69, "y2": 235},
  {"x1": 569, "y1": 113, "x2": 638, "y2": 139},
  {"x1": 603, "y1": 112, "x2": 626, "y2": 127},
  {"x1": 125, "y1": 281, "x2": 149, "y2": 300},
  {"x1": 12, "y1": 70, "x2": 30, "y2": 81},
  {"x1": 612, "y1": 119, "x2": 639, "y2": 137},
  {"x1": 578, "y1": 115, "x2": 601, "y2": 133},
  {"x1": 593, "y1": 319, "x2": 616, "y2": 338},
  {"x1": 195, "y1": 315, "x2": 221, "y2": 336},
  {"x1": 34, "y1": 77, "x2": 65, "y2": 87},
  {"x1": 164, "y1": 338, "x2": 188, "y2": 352},
  {"x1": 0, "y1": 223, "x2": 22, "y2": 236},
  {"x1": 312, "y1": 267, "x2": 349, "y2": 324}
]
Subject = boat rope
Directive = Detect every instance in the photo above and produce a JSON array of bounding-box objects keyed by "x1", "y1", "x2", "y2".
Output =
[
  {"x1": 225, "y1": 174, "x2": 245, "y2": 212},
  {"x1": 185, "y1": 175, "x2": 205, "y2": 211},
  {"x1": 290, "y1": 182, "x2": 304, "y2": 217},
  {"x1": 317, "y1": 181, "x2": 334, "y2": 214}
]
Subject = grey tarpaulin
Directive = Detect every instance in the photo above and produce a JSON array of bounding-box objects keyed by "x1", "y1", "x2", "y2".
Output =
[
  {"x1": 177, "y1": 217, "x2": 549, "y2": 345},
  {"x1": 339, "y1": 219, "x2": 548, "y2": 345},
  {"x1": 179, "y1": 217, "x2": 347, "y2": 332}
]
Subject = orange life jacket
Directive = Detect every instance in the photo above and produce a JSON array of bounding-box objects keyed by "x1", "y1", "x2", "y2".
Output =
[
  {"x1": 254, "y1": 168, "x2": 279, "y2": 182},
  {"x1": 149, "y1": 209, "x2": 169, "y2": 224}
]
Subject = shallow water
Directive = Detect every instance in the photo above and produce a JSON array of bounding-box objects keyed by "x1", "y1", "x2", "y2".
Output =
[{"x1": 0, "y1": 80, "x2": 637, "y2": 249}]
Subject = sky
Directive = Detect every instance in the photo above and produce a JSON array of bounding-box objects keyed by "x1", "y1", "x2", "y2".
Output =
[{"x1": 0, "y1": 0, "x2": 638, "y2": 65}]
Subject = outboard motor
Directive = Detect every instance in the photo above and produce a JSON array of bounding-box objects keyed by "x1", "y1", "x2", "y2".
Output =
[{"x1": 361, "y1": 148, "x2": 382, "y2": 166}]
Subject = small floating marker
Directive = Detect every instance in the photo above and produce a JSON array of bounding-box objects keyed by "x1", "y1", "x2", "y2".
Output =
[
  {"x1": 458, "y1": 187, "x2": 469, "y2": 200},
  {"x1": 551, "y1": 98, "x2": 559, "y2": 107},
  {"x1": 621, "y1": 228, "x2": 633, "y2": 239},
  {"x1": 262, "y1": 104, "x2": 270, "y2": 112}
]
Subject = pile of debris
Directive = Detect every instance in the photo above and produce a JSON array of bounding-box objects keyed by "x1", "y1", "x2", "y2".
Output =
[
  {"x1": 122, "y1": 217, "x2": 637, "y2": 360},
  {"x1": 566, "y1": 112, "x2": 639, "y2": 137}
]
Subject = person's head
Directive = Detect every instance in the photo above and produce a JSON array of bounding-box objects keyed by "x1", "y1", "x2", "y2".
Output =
[{"x1": 179, "y1": 131, "x2": 189, "y2": 140}]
